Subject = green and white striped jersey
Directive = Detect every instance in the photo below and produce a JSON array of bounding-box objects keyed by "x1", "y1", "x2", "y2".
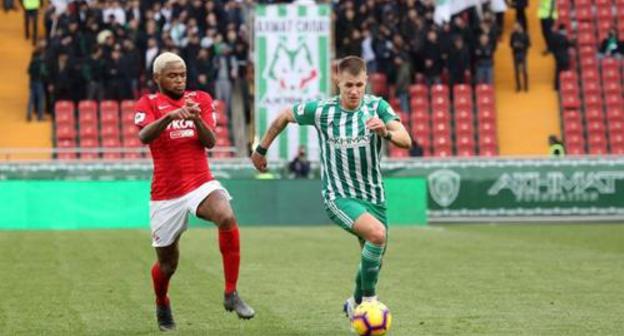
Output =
[{"x1": 293, "y1": 94, "x2": 400, "y2": 205}]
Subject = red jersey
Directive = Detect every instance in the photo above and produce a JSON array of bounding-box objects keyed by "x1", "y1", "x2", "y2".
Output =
[{"x1": 134, "y1": 90, "x2": 217, "y2": 200}]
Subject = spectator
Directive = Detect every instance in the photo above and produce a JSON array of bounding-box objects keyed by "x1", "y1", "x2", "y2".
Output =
[
  {"x1": 548, "y1": 135, "x2": 565, "y2": 157},
  {"x1": 27, "y1": 49, "x2": 47, "y2": 121},
  {"x1": 85, "y1": 47, "x2": 106, "y2": 101},
  {"x1": 21, "y1": 0, "x2": 42, "y2": 46},
  {"x1": 48, "y1": 53, "x2": 72, "y2": 102},
  {"x1": 550, "y1": 24, "x2": 573, "y2": 90},
  {"x1": 394, "y1": 55, "x2": 412, "y2": 114},
  {"x1": 599, "y1": 29, "x2": 624, "y2": 58},
  {"x1": 288, "y1": 146, "x2": 311, "y2": 179},
  {"x1": 214, "y1": 41, "x2": 237, "y2": 116},
  {"x1": 538, "y1": 0, "x2": 557, "y2": 55},
  {"x1": 474, "y1": 34, "x2": 494, "y2": 84},
  {"x1": 511, "y1": 0, "x2": 528, "y2": 31},
  {"x1": 447, "y1": 36, "x2": 471, "y2": 86},
  {"x1": 510, "y1": 22, "x2": 530, "y2": 92},
  {"x1": 409, "y1": 140, "x2": 424, "y2": 157},
  {"x1": 422, "y1": 30, "x2": 442, "y2": 85},
  {"x1": 3, "y1": 0, "x2": 15, "y2": 12},
  {"x1": 361, "y1": 27, "x2": 377, "y2": 73}
]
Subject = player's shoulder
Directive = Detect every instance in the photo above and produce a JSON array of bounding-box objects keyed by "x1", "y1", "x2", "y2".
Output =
[
  {"x1": 185, "y1": 90, "x2": 213, "y2": 102},
  {"x1": 314, "y1": 96, "x2": 340, "y2": 108},
  {"x1": 363, "y1": 94, "x2": 385, "y2": 105},
  {"x1": 135, "y1": 93, "x2": 159, "y2": 110}
]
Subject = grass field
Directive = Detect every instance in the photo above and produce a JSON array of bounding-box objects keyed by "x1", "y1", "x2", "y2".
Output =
[{"x1": 0, "y1": 224, "x2": 623, "y2": 335}]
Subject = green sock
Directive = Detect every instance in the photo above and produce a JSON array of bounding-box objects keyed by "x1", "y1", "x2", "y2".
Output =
[
  {"x1": 354, "y1": 263, "x2": 363, "y2": 304},
  {"x1": 360, "y1": 241, "x2": 384, "y2": 297}
]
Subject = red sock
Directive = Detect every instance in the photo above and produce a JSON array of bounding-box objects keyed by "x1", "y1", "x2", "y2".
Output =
[
  {"x1": 151, "y1": 263, "x2": 171, "y2": 306},
  {"x1": 218, "y1": 225, "x2": 240, "y2": 294}
]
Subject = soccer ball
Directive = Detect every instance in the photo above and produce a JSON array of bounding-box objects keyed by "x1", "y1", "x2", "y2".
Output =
[{"x1": 351, "y1": 301, "x2": 392, "y2": 336}]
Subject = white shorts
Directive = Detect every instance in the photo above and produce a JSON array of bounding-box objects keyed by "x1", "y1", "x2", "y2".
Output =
[{"x1": 149, "y1": 180, "x2": 231, "y2": 247}]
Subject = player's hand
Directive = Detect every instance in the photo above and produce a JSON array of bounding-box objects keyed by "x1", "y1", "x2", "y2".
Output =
[
  {"x1": 251, "y1": 151, "x2": 268, "y2": 173},
  {"x1": 366, "y1": 116, "x2": 388, "y2": 137},
  {"x1": 184, "y1": 99, "x2": 202, "y2": 120}
]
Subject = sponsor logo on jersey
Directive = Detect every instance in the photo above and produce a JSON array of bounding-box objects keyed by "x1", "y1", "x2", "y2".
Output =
[
  {"x1": 328, "y1": 134, "x2": 372, "y2": 148},
  {"x1": 170, "y1": 129, "x2": 195, "y2": 139},
  {"x1": 167, "y1": 119, "x2": 196, "y2": 130}
]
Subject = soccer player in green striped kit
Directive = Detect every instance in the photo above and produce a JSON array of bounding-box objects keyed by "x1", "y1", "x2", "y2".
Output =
[{"x1": 251, "y1": 56, "x2": 412, "y2": 318}]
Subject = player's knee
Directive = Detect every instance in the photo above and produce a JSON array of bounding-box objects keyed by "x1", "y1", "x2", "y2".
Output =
[
  {"x1": 160, "y1": 261, "x2": 178, "y2": 276},
  {"x1": 216, "y1": 212, "x2": 237, "y2": 229},
  {"x1": 369, "y1": 225, "x2": 386, "y2": 246}
]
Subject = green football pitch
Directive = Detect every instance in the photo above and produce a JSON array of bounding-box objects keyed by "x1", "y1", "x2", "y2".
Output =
[{"x1": 1, "y1": 224, "x2": 622, "y2": 335}]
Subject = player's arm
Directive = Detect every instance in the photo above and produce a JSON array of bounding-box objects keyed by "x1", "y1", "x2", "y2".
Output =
[
  {"x1": 250, "y1": 107, "x2": 296, "y2": 172},
  {"x1": 384, "y1": 121, "x2": 412, "y2": 149},
  {"x1": 187, "y1": 99, "x2": 216, "y2": 149},
  {"x1": 138, "y1": 107, "x2": 196, "y2": 144}
]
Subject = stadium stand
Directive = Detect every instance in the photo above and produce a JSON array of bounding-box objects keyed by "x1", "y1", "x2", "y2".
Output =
[{"x1": 558, "y1": 0, "x2": 624, "y2": 155}]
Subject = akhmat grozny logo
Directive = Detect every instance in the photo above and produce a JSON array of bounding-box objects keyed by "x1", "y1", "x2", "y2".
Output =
[
  {"x1": 265, "y1": 38, "x2": 318, "y2": 93},
  {"x1": 428, "y1": 169, "x2": 461, "y2": 207}
]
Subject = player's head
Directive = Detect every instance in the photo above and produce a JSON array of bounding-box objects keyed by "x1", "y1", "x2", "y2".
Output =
[
  {"x1": 153, "y1": 52, "x2": 187, "y2": 99},
  {"x1": 336, "y1": 56, "x2": 367, "y2": 110}
]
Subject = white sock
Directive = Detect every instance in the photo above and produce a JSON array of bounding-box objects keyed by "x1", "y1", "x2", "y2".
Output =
[{"x1": 362, "y1": 296, "x2": 378, "y2": 302}]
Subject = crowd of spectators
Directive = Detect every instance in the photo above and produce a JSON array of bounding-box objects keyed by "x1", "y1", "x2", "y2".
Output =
[
  {"x1": 25, "y1": 0, "x2": 546, "y2": 124},
  {"x1": 27, "y1": 0, "x2": 263, "y2": 121},
  {"x1": 333, "y1": 0, "x2": 503, "y2": 113}
]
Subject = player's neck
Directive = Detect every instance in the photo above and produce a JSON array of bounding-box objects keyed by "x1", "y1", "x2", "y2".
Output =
[
  {"x1": 339, "y1": 97, "x2": 362, "y2": 112},
  {"x1": 160, "y1": 90, "x2": 184, "y2": 101}
]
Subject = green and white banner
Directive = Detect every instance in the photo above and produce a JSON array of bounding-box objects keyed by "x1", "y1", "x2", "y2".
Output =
[{"x1": 254, "y1": 4, "x2": 331, "y2": 160}]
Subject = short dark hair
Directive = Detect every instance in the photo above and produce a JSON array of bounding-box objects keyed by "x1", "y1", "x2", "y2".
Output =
[{"x1": 337, "y1": 56, "x2": 366, "y2": 76}]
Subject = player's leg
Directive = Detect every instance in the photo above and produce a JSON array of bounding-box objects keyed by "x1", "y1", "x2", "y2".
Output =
[
  {"x1": 152, "y1": 237, "x2": 180, "y2": 331},
  {"x1": 149, "y1": 198, "x2": 189, "y2": 332},
  {"x1": 192, "y1": 184, "x2": 255, "y2": 319},
  {"x1": 352, "y1": 212, "x2": 386, "y2": 302}
]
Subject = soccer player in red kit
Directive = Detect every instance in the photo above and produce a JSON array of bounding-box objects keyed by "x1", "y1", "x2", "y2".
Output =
[{"x1": 135, "y1": 52, "x2": 255, "y2": 331}]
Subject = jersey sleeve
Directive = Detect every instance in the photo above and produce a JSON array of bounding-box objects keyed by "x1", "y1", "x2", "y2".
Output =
[
  {"x1": 292, "y1": 100, "x2": 318, "y2": 126},
  {"x1": 376, "y1": 99, "x2": 401, "y2": 124},
  {"x1": 134, "y1": 96, "x2": 156, "y2": 129},
  {"x1": 197, "y1": 91, "x2": 217, "y2": 129}
]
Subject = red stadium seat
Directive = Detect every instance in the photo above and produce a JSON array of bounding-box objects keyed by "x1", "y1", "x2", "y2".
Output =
[
  {"x1": 456, "y1": 145, "x2": 475, "y2": 157},
  {"x1": 432, "y1": 121, "x2": 451, "y2": 137},
  {"x1": 454, "y1": 108, "x2": 473, "y2": 123},
  {"x1": 102, "y1": 137, "x2": 121, "y2": 159},
  {"x1": 55, "y1": 124, "x2": 76, "y2": 141},
  {"x1": 607, "y1": 107, "x2": 624, "y2": 121},
  {"x1": 575, "y1": 5, "x2": 592, "y2": 22},
  {"x1": 410, "y1": 110, "x2": 429, "y2": 124},
  {"x1": 101, "y1": 124, "x2": 120, "y2": 139},
  {"x1": 477, "y1": 106, "x2": 496, "y2": 122},
  {"x1": 478, "y1": 120, "x2": 496, "y2": 135},
  {"x1": 80, "y1": 137, "x2": 99, "y2": 160},
  {"x1": 431, "y1": 108, "x2": 450, "y2": 123},
  {"x1": 475, "y1": 84, "x2": 493, "y2": 96},
  {"x1": 582, "y1": 81, "x2": 601, "y2": 97},
  {"x1": 584, "y1": 94, "x2": 603, "y2": 109},
  {"x1": 430, "y1": 84, "x2": 449, "y2": 97},
  {"x1": 453, "y1": 94, "x2": 472, "y2": 109},
  {"x1": 432, "y1": 136, "x2": 452, "y2": 157},
  {"x1": 410, "y1": 96, "x2": 429, "y2": 111},
  {"x1": 410, "y1": 122, "x2": 430, "y2": 138},
  {"x1": 564, "y1": 120, "x2": 583, "y2": 135},
  {"x1": 479, "y1": 144, "x2": 498, "y2": 156},
  {"x1": 560, "y1": 92, "x2": 581, "y2": 110},
  {"x1": 56, "y1": 138, "x2": 77, "y2": 160},
  {"x1": 54, "y1": 101, "x2": 75, "y2": 125},
  {"x1": 370, "y1": 73, "x2": 388, "y2": 97},
  {"x1": 455, "y1": 120, "x2": 475, "y2": 136},
  {"x1": 79, "y1": 123, "x2": 98, "y2": 140},
  {"x1": 585, "y1": 107, "x2": 604, "y2": 122},
  {"x1": 605, "y1": 94, "x2": 623, "y2": 109},
  {"x1": 409, "y1": 84, "x2": 428, "y2": 98}
]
